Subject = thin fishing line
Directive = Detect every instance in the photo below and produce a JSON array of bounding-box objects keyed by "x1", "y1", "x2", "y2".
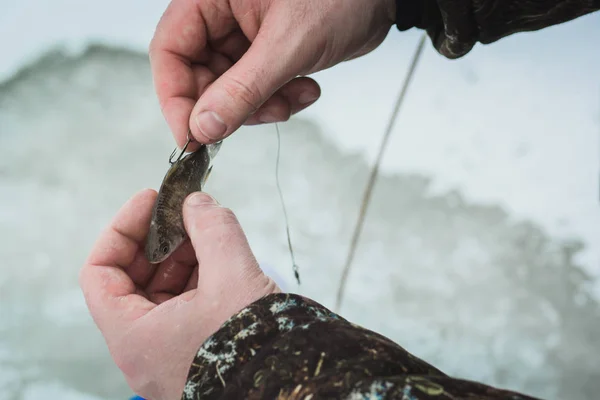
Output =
[
  {"x1": 334, "y1": 32, "x2": 427, "y2": 313},
  {"x1": 275, "y1": 123, "x2": 301, "y2": 284}
]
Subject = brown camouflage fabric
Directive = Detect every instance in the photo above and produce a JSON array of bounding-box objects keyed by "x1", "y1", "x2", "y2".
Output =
[
  {"x1": 181, "y1": 294, "x2": 541, "y2": 399},
  {"x1": 179, "y1": 3, "x2": 599, "y2": 398},
  {"x1": 400, "y1": 0, "x2": 600, "y2": 58}
]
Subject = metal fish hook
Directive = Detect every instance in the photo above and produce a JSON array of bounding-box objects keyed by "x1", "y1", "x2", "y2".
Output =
[{"x1": 169, "y1": 129, "x2": 194, "y2": 165}]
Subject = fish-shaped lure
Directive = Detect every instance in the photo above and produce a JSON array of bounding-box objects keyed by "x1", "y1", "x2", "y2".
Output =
[{"x1": 145, "y1": 140, "x2": 222, "y2": 264}]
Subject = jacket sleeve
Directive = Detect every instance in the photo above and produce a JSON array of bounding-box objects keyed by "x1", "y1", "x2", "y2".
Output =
[
  {"x1": 180, "y1": 293, "x2": 541, "y2": 400},
  {"x1": 395, "y1": 0, "x2": 600, "y2": 58}
]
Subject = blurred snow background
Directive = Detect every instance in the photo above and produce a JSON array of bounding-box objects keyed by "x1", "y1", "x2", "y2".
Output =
[{"x1": 0, "y1": 1, "x2": 599, "y2": 400}]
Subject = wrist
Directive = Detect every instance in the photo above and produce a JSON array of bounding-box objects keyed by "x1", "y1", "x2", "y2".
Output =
[{"x1": 197, "y1": 274, "x2": 280, "y2": 338}]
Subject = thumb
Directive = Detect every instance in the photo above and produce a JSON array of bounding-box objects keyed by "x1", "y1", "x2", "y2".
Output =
[
  {"x1": 182, "y1": 192, "x2": 277, "y2": 304},
  {"x1": 189, "y1": 29, "x2": 302, "y2": 143}
]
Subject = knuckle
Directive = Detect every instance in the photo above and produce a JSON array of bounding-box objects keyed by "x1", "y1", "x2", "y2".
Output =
[
  {"x1": 198, "y1": 0, "x2": 229, "y2": 15},
  {"x1": 190, "y1": 205, "x2": 240, "y2": 233},
  {"x1": 222, "y1": 76, "x2": 264, "y2": 114},
  {"x1": 192, "y1": 64, "x2": 217, "y2": 93},
  {"x1": 204, "y1": 206, "x2": 239, "y2": 228}
]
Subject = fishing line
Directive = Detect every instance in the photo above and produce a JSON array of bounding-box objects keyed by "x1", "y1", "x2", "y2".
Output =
[
  {"x1": 334, "y1": 32, "x2": 427, "y2": 313},
  {"x1": 275, "y1": 122, "x2": 301, "y2": 285}
]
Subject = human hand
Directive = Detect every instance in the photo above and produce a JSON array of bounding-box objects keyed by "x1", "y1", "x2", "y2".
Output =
[
  {"x1": 79, "y1": 189, "x2": 279, "y2": 400},
  {"x1": 149, "y1": 0, "x2": 396, "y2": 148}
]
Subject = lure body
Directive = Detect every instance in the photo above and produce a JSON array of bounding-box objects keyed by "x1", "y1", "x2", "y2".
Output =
[{"x1": 145, "y1": 142, "x2": 221, "y2": 264}]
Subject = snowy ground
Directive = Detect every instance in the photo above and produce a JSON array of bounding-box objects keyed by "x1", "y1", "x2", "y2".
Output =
[{"x1": 0, "y1": 2, "x2": 599, "y2": 400}]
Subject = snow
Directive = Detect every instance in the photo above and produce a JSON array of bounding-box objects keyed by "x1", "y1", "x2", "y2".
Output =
[{"x1": 0, "y1": 2, "x2": 599, "y2": 400}]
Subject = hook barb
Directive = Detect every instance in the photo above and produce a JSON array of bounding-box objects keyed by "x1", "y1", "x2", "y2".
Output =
[{"x1": 168, "y1": 129, "x2": 195, "y2": 165}]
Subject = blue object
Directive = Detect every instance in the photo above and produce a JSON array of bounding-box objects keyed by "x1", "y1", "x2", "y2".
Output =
[{"x1": 129, "y1": 396, "x2": 145, "y2": 400}]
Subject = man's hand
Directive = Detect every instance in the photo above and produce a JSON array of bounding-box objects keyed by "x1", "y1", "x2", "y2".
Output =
[
  {"x1": 79, "y1": 189, "x2": 279, "y2": 400},
  {"x1": 149, "y1": 0, "x2": 396, "y2": 148}
]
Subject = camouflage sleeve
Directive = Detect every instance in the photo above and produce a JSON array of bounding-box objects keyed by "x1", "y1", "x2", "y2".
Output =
[
  {"x1": 180, "y1": 293, "x2": 541, "y2": 400},
  {"x1": 395, "y1": 0, "x2": 600, "y2": 58}
]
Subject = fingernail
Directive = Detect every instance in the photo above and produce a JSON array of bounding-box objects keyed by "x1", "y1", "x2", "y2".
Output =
[
  {"x1": 298, "y1": 91, "x2": 318, "y2": 105},
  {"x1": 186, "y1": 192, "x2": 218, "y2": 207},
  {"x1": 195, "y1": 111, "x2": 227, "y2": 140},
  {"x1": 258, "y1": 112, "x2": 280, "y2": 123}
]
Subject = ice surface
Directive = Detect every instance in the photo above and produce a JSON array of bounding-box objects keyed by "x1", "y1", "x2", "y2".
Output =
[
  {"x1": 1, "y1": 3, "x2": 599, "y2": 398},
  {"x1": 0, "y1": 45, "x2": 599, "y2": 400}
]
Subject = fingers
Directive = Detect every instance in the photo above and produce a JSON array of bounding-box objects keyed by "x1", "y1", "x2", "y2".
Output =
[
  {"x1": 279, "y1": 77, "x2": 321, "y2": 114},
  {"x1": 144, "y1": 240, "x2": 198, "y2": 304},
  {"x1": 151, "y1": 0, "x2": 321, "y2": 145},
  {"x1": 244, "y1": 77, "x2": 321, "y2": 125},
  {"x1": 182, "y1": 192, "x2": 276, "y2": 306},
  {"x1": 183, "y1": 192, "x2": 259, "y2": 274},
  {"x1": 184, "y1": 265, "x2": 199, "y2": 292},
  {"x1": 188, "y1": 26, "x2": 311, "y2": 143},
  {"x1": 211, "y1": 30, "x2": 251, "y2": 64},
  {"x1": 122, "y1": 250, "x2": 157, "y2": 290},
  {"x1": 149, "y1": 0, "x2": 214, "y2": 147},
  {"x1": 150, "y1": 0, "x2": 210, "y2": 61},
  {"x1": 243, "y1": 92, "x2": 291, "y2": 126},
  {"x1": 85, "y1": 189, "x2": 156, "y2": 269},
  {"x1": 79, "y1": 189, "x2": 158, "y2": 328}
]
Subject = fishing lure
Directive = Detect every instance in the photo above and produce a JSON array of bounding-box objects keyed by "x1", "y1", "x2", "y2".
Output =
[
  {"x1": 144, "y1": 125, "x2": 301, "y2": 285},
  {"x1": 145, "y1": 133, "x2": 221, "y2": 264}
]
